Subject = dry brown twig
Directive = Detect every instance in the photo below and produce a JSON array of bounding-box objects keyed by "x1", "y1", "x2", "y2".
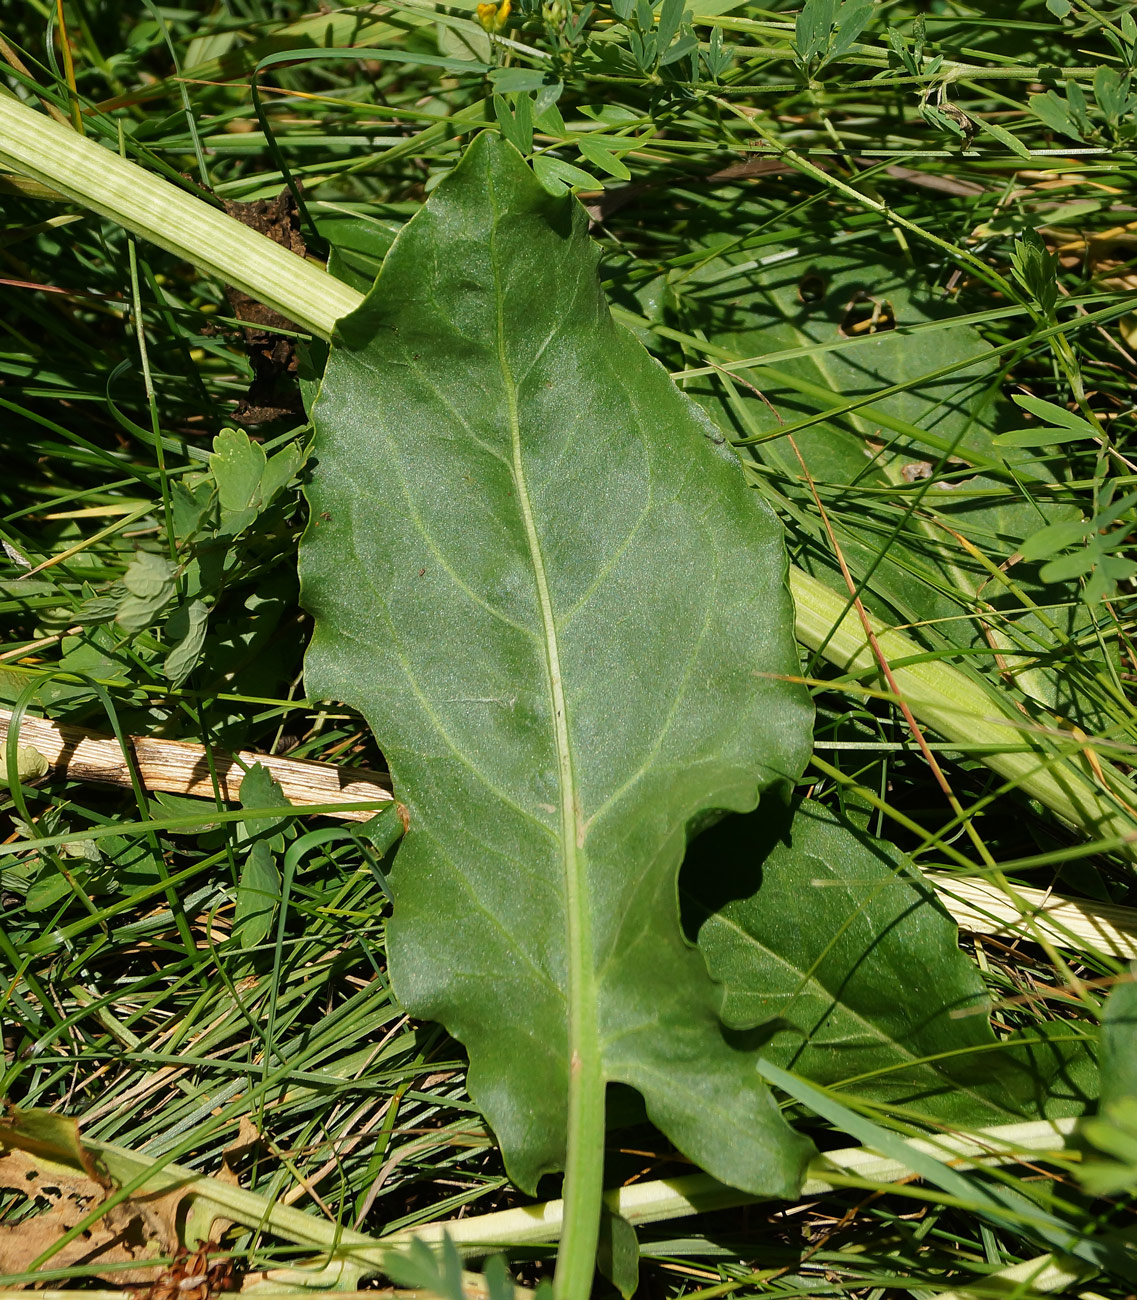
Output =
[{"x1": 0, "y1": 706, "x2": 391, "y2": 822}]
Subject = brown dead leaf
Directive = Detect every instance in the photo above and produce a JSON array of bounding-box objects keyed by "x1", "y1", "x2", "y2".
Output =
[
  {"x1": 0, "y1": 1146, "x2": 177, "y2": 1284},
  {"x1": 217, "y1": 1114, "x2": 262, "y2": 1188},
  {"x1": 1, "y1": 1099, "x2": 107, "y2": 1184},
  {"x1": 0, "y1": 1107, "x2": 189, "y2": 1286},
  {"x1": 132, "y1": 1240, "x2": 238, "y2": 1300}
]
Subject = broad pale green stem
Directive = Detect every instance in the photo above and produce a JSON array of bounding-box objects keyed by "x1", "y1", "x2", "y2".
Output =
[
  {"x1": 0, "y1": 95, "x2": 358, "y2": 337},
  {"x1": 790, "y1": 568, "x2": 1137, "y2": 860},
  {"x1": 19, "y1": 1116, "x2": 1076, "y2": 1270},
  {"x1": 388, "y1": 1115, "x2": 1077, "y2": 1253}
]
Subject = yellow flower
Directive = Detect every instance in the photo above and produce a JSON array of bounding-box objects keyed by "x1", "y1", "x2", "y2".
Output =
[{"x1": 476, "y1": 0, "x2": 512, "y2": 32}]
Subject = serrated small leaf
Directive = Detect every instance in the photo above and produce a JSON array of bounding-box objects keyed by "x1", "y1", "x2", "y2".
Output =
[{"x1": 301, "y1": 132, "x2": 815, "y2": 1198}]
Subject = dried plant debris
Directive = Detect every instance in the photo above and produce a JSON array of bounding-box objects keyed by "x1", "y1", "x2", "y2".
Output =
[
  {"x1": 0, "y1": 1106, "x2": 182, "y2": 1285},
  {"x1": 220, "y1": 191, "x2": 306, "y2": 424},
  {"x1": 133, "y1": 1241, "x2": 238, "y2": 1300}
]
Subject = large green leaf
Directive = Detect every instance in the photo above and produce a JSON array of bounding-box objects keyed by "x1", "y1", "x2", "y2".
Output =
[
  {"x1": 1101, "y1": 980, "x2": 1137, "y2": 1107},
  {"x1": 1077, "y1": 981, "x2": 1137, "y2": 1196},
  {"x1": 689, "y1": 800, "x2": 1098, "y2": 1123},
  {"x1": 679, "y1": 246, "x2": 1114, "y2": 734},
  {"x1": 299, "y1": 133, "x2": 815, "y2": 1197}
]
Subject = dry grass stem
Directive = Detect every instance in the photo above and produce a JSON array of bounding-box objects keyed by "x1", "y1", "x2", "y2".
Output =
[{"x1": 0, "y1": 706, "x2": 392, "y2": 820}]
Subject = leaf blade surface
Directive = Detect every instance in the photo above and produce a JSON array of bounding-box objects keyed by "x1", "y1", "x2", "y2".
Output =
[
  {"x1": 300, "y1": 133, "x2": 813, "y2": 1196},
  {"x1": 689, "y1": 800, "x2": 1098, "y2": 1123}
]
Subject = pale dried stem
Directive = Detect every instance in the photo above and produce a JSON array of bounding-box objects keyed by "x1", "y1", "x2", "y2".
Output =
[
  {"x1": 928, "y1": 873, "x2": 1137, "y2": 961},
  {"x1": 0, "y1": 706, "x2": 391, "y2": 822}
]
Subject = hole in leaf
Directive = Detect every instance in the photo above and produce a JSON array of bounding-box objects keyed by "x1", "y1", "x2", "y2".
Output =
[
  {"x1": 839, "y1": 291, "x2": 897, "y2": 336},
  {"x1": 797, "y1": 271, "x2": 826, "y2": 304}
]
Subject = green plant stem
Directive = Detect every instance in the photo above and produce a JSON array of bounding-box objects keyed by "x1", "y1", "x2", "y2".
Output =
[
  {"x1": 3, "y1": 94, "x2": 1134, "y2": 860},
  {"x1": 790, "y1": 568, "x2": 1137, "y2": 860},
  {"x1": 0, "y1": 95, "x2": 358, "y2": 336},
  {"x1": 16, "y1": 1116, "x2": 1075, "y2": 1268},
  {"x1": 401, "y1": 1116, "x2": 1077, "y2": 1253},
  {"x1": 554, "y1": 1054, "x2": 606, "y2": 1300}
]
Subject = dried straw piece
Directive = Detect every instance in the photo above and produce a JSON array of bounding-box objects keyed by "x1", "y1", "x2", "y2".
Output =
[
  {"x1": 930, "y1": 872, "x2": 1137, "y2": 962},
  {"x1": 0, "y1": 706, "x2": 391, "y2": 822}
]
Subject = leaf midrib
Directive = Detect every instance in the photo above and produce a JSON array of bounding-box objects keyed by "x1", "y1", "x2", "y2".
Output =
[{"x1": 486, "y1": 180, "x2": 596, "y2": 1055}]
